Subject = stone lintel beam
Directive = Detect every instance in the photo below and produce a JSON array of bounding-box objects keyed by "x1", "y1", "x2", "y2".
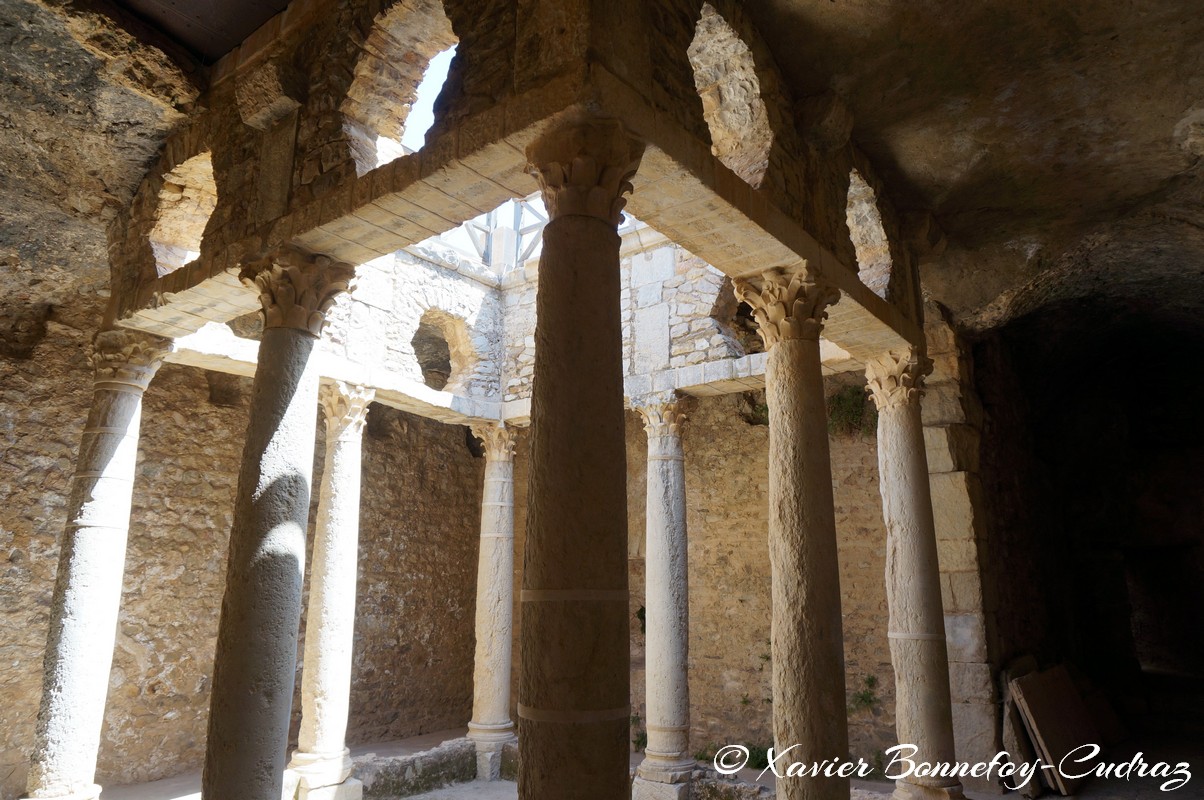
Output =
[
  {"x1": 122, "y1": 76, "x2": 589, "y2": 323},
  {"x1": 122, "y1": 68, "x2": 918, "y2": 360},
  {"x1": 158, "y1": 323, "x2": 500, "y2": 426}
]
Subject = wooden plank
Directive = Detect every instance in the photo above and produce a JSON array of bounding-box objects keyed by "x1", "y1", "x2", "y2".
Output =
[{"x1": 1010, "y1": 665, "x2": 1101, "y2": 795}]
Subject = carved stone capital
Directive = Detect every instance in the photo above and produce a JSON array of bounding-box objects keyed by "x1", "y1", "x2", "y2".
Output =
[
  {"x1": 865, "y1": 347, "x2": 933, "y2": 411},
  {"x1": 732, "y1": 264, "x2": 841, "y2": 347},
  {"x1": 240, "y1": 246, "x2": 355, "y2": 337},
  {"x1": 471, "y1": 423, "x2": 518, "y2": 462},
  {"x1": 526, "y1": 110, "x2": 645, "y2": 226},
  {"x1": 319, "y1": 381, "x2": 374, "y2": 438},
  {"x1": 90, "y1": 329, "x2": 170, "y2": 390},
  {"x1": 631, "y1": 392, "x2": 687, "y2": 439}
]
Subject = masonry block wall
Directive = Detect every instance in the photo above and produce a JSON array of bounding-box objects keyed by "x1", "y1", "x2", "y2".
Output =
[
  {"x1": 509, "y1": 391, "x2": 900, "y2": 766},
  {"x1": 0, "y1": 306, "x2": 483, "y2": 800}
]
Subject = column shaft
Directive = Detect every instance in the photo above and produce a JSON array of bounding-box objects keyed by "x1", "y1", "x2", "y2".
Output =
[
  {"x1": 518, "y1": 110, "x2": 643, "y2": 800},
  {"x1": 736, "y1": 268, "x2": 847, "y2": 800},
  {"x1": 204, "y1": 248, "x2": 353, "y2": 800},
  {"x1": 868, "y1": 351, "x2": 962, "y2": 800},
  {"x1": 26, "y1": 332, "x2": 164, "y2": 800},
  {"x1": 633, "y1": 397, "x2": 692, "y2": 798},
  {"x1": 519, "y1": 217, "x2": 630, "y2": 797},
  {"x1": 468, "y1": 425, "x2": 517, "y2": 780},
  {"x1": 290, "y1": 383, "x2": 374, "y2": 795}
]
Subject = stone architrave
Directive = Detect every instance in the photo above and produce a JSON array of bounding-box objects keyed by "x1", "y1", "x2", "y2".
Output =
[
  {"x1": 518, "y1": 109, "x2": 644, "y2": 800},
  {"x1": 203, "y1": 246, "x2": 354, "y2": 800},
  {"x1": 25, "y1": 330, "x2": 168, "y2": 800},
  {"x1": 289, "y1": 382, "x2": 375, "y2": 800},
  {"x1": 733, "y1": 266, "x2": 849, "y2": 800},
  {"x1": 866, "y1": 348, "x2": 964, "y2": 800},
  {"x1": 631, "y1": 392, "x2": 694, "y2": 800},
  {"x1": 467, "y1": 423, "x2": 519, "y2": 780}
]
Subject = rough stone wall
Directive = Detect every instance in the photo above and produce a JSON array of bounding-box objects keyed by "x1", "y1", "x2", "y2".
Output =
[
  {"x1": 510, "y1": 392, "x2": 898, "y2": 764},
  {"x1": 315, "y1": 404, "x2": 482, "y2": 746},
  {"x1": 502, "y1": 244, "x2": 741, "y2": 403},
  {"x1": 324, "y1": 250, "x2": 503, "y2": 398},
  {"x1": 0, "y1": 297, "x2": 482, "y2": 797},
  {"x1": 921, "y1": 307, "x2": 1004, "y2": 792}
]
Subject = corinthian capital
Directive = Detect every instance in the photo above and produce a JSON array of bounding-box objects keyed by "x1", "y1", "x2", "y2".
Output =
[
  {"x1": 631, "y1": 392, "x2": 687, "y2": 439},
  {"x1": 526, "y1": 110, "x2": 645, "y2": 225},
  {"x1": 732, "y1": 264, "x2": 840, "y2": 347},
  {"x1": 865, "y1": 347, "x2": 933, "y2": 411},
  {"x1": 240, "y1": 245, "x2": 355, "y2": 336},
  {"x1": 471, "y1": 423, "x2": 518, "y2": 462},
  {"x1": 90, "y1": 328, "x2": 170, "y2": 390},
  {"x1": 319, "y1": 381, "x2": 374, "y2": 438}
]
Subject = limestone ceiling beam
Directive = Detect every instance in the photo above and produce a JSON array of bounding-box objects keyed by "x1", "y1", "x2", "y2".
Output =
[
  {"x1": 164, "y1": 324, "x2": 500, "y2": 426},
  {"x1": 120, "y1": 0, "x2": 920, "y2": 362}
]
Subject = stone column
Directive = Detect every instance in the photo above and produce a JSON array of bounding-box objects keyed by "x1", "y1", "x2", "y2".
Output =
[
  {"x1": 288, "y1": 382, "x2": 375, "y2": 800},
  {"x1": 204, "y1": 247, "x2": 354, "y2": 800},
  {"x1": 631, "y1": 393, "x2": 693, "y2": 800},
  {"x1": 467, "y1": 423, "x2": 519, "y2": 781},
  {"x1": 734, "y1": 266, "x2": 848, "y2": 800},
  {"x1": 866, "y1": 348, "x2": 964, "y2": 800},
  {"x1": 518, "y1": 110, "x2": 644, "y2": 799},
  {"x1": 25, "y1": 330, "x2": 167, "y2": 800}
]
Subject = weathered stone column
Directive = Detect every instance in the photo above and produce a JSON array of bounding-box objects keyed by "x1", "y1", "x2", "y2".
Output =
[
  {"x1": 631, "y1": 392, "x2": 693, "y2": 800},
  {"x1": 518, "y1": 110, "x2": 644, "y2": 799},
  {"x1": 288, "y1": 382, "x2": 375, "y2": 800},
  {"x1": 866, "y1": 348, "x2": 964, "y2": 800},
  {"x1": 734, "y1": 266, "x2": 848, "y2": 800},
  {"x1": 467, "y1": 423, "x2": 519, "y2": 780},
  {"x1": 25, "y1": 330, "x2": 167, "y2": 800},
  {"x1": 204, "y1": 247, "x2": 353, "y2": 800}
]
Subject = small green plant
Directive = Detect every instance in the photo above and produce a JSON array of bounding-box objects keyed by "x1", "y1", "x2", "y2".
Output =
[
  {"x1": 636, "y1": 605, "x2": 646, "y2": 635},
  {"x1": 871, "y1": 750, "x2": 886, "y2": 779},
  {"x1": 695, "y1": 743, "x2": 718, "y2": 762},
  {"x1": 740, "y1": 693, "x2": 753, "y2": 706},
  {"x1": 827, "y1": 384, "x2": 877, "y2": 436},
  {"x1": 849, "y1": 674, "x2": 879, "y2": 712},
  {"x1": 759, "y1": 652, "x2": 771, "y2": 663},
  {"x1": 630, "y1": 713, "x2": 647, "y2": 751},
  {"x1": 745, "y1": 743, "x2": 771, "y2": 770}
]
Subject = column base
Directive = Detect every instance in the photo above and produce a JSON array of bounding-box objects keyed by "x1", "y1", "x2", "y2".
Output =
[
  {"x1": 299, "y1": 778, "x2": 363, "y2": 800},
  {"x1": 288, "y1": 748, "x2": 353, "y2": 789},
  {"x1": 632, "y1": 775, "x2": 692, "y2": 800},
  {"x1": 467, "y1": 722, "x2": 516, "y2": 781},
  {"x1": 24, "y1": 785, "x2": 102, "y2": 800},
  {"x1": 893, "y1": 779, "x2": 966, "y2": 800},
  {"x1": 633, "y1": 756, "x2": 694, "y2": 800}
]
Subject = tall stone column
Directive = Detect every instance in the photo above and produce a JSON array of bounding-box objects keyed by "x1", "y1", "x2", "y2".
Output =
[
  {"x1": 467, "y1": 423, "x2": 519, "y2": 781},
  {"x1": 25, "y1": 330, "x2": 167, "y2": 800},
  {"x1": 734, "y1": 266, "x2": 848, "y2": 800},
  {"x1": 204, "y1": 247, "x2": 354, "y2": 800},
  {"x1": 866, "y1": 349, "x2": 964, "y2": 800},
  {"x1": 288, "y1": 382, "x2": 375, "y2": 800},
  {"x1": 518, "y1": 109, "x2": 644, "y2": 799},
  {"x1": 631, "y1": 392, "x2": 693, "y2": 800}
]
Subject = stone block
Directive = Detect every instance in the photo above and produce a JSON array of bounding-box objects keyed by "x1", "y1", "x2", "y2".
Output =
[
  {"x1": 928, "y1": 471, "x2": 981, "y2": 543},
  {"x1": 632, "y1": 776, "x2": 691, "y2": 800},
  {"x1": 923, "y1": 423, "x2": 980, "y2": 474},
  {"x1": 300, "y1": 779, "x2": 363, "y2": 800},
  {"x1": 952, "y1": 702, "x2": 1003, "y2": 794},
  {"x1": 921, "y1": 381, "x2": 982, "y2": 427},
  {"x1": 937, "y1": 538, "x2": 979, "y2": 573},
  {"x1": 945, "y1": 569, "x2": 984, "y2": 614},
  {"x1": 949, "y1": 661, "x2": 997, "y2": 704},
  {"x1": 945, "y1": 612, "x2": 989, "y2": 663},
  {"x1": 632, "y1": 246, "x2": 676, "y2": 286}
]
